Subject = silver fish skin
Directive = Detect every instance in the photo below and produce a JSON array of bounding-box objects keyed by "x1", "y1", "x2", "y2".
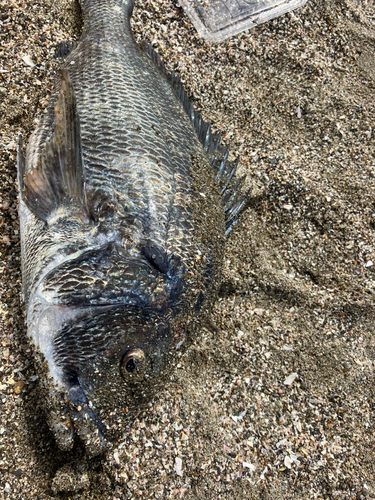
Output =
[{"x1": 17, "y1": 0, "x2": 247, "y2": 455}]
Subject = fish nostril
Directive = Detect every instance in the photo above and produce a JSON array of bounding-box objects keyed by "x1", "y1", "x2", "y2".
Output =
[{"x1": 121, "y1": 349, "x2": 147, "y2": 379}]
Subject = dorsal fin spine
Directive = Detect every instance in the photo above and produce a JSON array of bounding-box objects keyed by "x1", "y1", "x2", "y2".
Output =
[{"x1": 141, "y1": 41, "x2": 251, "y2": 234}]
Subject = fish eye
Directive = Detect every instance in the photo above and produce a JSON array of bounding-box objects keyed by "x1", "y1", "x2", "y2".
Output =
[
  {"x1": 121, "y1": 349, "x2": 147, "y2": 380},
  {"x1": 125, "y1": 358, "x2": 136, "y2": 373}
]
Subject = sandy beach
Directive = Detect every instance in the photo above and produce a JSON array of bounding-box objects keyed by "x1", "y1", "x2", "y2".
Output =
[{"x1": 0, "y1": 0, "x2": 375, "y2": 498}]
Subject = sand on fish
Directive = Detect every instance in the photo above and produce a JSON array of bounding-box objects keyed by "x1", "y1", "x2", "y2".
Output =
[{"x1": 0, "y1": 0, "x2": 375, "y2": 498}]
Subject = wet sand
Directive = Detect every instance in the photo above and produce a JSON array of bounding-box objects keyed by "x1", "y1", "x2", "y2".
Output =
[{"x1": 1, "y1": 0, "x2": 375, "y2": 498}]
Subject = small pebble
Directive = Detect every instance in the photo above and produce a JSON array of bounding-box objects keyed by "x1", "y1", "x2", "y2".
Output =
[
  {"x1": 13, "y1": 381, "x2": 24, "y2": 395},
  {"x1": 284, "y1": 373, "x2": 298, "y2": 385}
]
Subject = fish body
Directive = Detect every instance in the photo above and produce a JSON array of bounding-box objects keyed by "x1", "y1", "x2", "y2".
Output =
[{"x1": 18, "y1": 0, "x2": 248, "y2": 454}]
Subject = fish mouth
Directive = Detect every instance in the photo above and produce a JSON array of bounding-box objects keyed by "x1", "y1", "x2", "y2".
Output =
[
  {"x1": 44, "y1": 378, "x2": 108, "y2": 456},
  {"x1": 60, "y1": 345, "x2": 154, "y2": 455},
  {"x1": 50, "y1": 322, "x2": 165, "y2": 455},
  {"x1": 36, "y1": 302, "x2": 172, "y2": 455},
  {"x1": 67, "y1": 383, "x2": 109, "y2": 456}
]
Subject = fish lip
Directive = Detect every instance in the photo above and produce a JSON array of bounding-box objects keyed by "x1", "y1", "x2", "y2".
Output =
[
  {"x1": 73, "y1": 404, "x2": 108, "y2": 456},
  {"x1": 67, "y1": 383, "x2": 88, "y2": 405},
  {"x1": 67, "y1": 379, "x2": 109, "y2": 455}
]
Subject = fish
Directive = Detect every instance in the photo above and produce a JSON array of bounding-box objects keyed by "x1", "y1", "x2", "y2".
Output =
[{"x1": 17, "y1": 0, "x2": 249, "y2": 455}]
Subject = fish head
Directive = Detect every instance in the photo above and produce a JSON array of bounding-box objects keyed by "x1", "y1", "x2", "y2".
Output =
[{"x1": 31, "y1": 242, "x2": 187, "y2": 455}]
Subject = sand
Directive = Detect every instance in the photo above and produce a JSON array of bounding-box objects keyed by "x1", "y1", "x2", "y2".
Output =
[{"x1": 0, "y1": 0, "x2": 375, "y2": 498}]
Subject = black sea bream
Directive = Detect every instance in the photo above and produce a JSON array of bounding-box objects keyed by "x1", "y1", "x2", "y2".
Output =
[{"x1": 17, "y1": 0, "x2": 249, "y2": 455}]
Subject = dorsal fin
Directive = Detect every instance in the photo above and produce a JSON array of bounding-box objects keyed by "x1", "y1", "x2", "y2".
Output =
[
  {"x1": 18, "y1": 69, "x2": 89, "y2": 224},
  {"x1": 141, "y1": 41, "x2": 226, "y2": 157},
  {"x1": 141, "y1": 41, "x2": 251, "y2": 234}
]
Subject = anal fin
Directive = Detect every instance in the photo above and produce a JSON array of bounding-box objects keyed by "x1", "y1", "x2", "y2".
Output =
[{"x1": 19, "y1": 69, "x2": 89, "y2": 224}]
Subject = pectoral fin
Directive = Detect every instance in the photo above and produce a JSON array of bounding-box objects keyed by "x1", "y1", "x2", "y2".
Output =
[{"x1": 19, "y1": 69, "x2": 89, "y2": 223}]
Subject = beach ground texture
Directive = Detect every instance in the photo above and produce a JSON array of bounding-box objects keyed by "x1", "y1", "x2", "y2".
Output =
[{"x1": 0, "y1": 0, "x2": 375, "y2": 498}]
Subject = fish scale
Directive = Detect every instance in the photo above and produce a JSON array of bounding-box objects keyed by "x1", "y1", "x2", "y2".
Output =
[
  {"x1": 69, "y1": 52, "x2": 182, "y2": 254},
  {"x1": 17, "y1": 0, "x2": 248, "y2": 455},
  {"x1": 67, "y1": 4, "x2": 201, "y2": 256}
]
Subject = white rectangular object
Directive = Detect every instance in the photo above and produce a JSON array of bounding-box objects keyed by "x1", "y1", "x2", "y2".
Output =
[{"x1": 178, "y1": 0, "x2": 307, "y2": 42}]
